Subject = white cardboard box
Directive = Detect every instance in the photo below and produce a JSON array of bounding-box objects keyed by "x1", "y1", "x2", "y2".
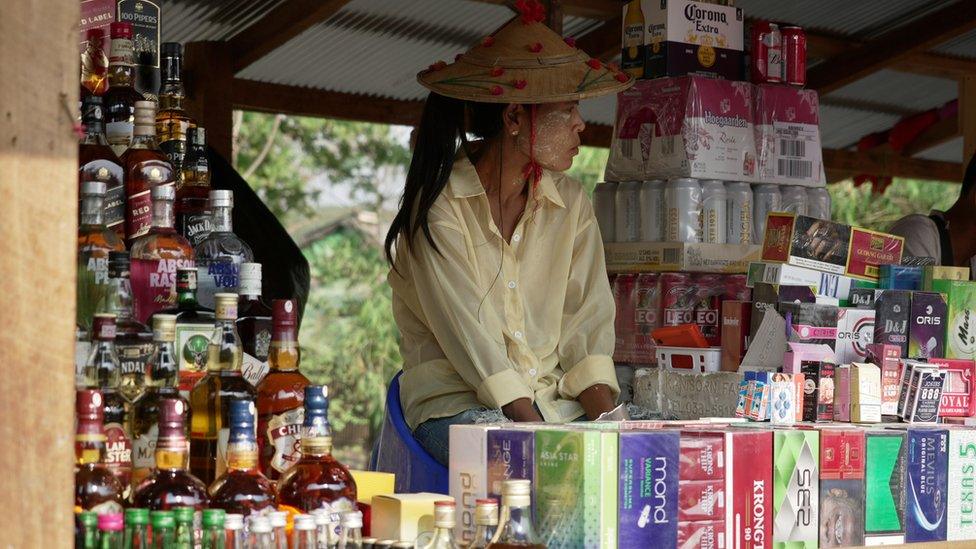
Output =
[
  {"x1": 605, "y1": 242, "x2": 760, "y2": 274},
  {"x1": 449, "y1": 424, "x2": 497, "y2": 544}
]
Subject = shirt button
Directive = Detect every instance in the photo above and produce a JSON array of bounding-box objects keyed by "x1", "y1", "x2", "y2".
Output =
[
  {"x1": 514, "y1": 330, "x2": 523, "y2": 339},
  {"x1": 512, "y1": 233, "x2": 521, "y2": 242},
  {"x1": 507, "y1": 281, "x2": 517, "y2": 289},
  {"x1": 528, "y1": 368, "x2": 537, "y2": 377}
]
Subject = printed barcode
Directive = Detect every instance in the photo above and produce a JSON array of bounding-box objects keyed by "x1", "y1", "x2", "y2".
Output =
[
  {"x1": 663, "y1": 136, "x2": 675, "y2": 155},
  {"x1": 777, "y1": 159, "x2": 813, "y2": 179},
  {"x1": 663, "y1": 247, "x2": 680, "y2": 264},
  {"x1": 621, "y1": 139, "x2": 636, "y2": 159},
  {"x1": 778, "y1": 139, "x2": 806, "y2": 157}
]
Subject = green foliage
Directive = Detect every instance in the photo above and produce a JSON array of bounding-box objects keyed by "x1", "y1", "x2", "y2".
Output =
[
  {"x1": 566, "y1": 146, "x2": 610, "y2": 195},
  {"x1": 828, "y1": 178, "x2": 958, "y2": 231}
]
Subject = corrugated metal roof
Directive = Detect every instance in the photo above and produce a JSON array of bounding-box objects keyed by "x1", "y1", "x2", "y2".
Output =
[
  {"x1": 915, "y1": 135, "x2": 964, "y2": 163},
  {"x1": 163, "y1": 0, "x2": 286, "y2": 43},
  {"x1": 818, "y1": 106, "x2": 900, "y2": 149},
  {"x1": 827, "y1": 69, "x2": 958, "y2": 112},
  {"x1": 734, "y1": 0, "x2": 953, "y2": 37},
  {"x1": 932, "y1": 29, "x2": 976, "y2": 59}
]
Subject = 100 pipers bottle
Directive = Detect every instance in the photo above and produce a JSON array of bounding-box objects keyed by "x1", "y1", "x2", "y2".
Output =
[
  {"x1": 208, "y1": 399, "x2": 277, "y2": 516},
  {"x1": 195, "y1": 190, "x2": 253, "y2": 309}
]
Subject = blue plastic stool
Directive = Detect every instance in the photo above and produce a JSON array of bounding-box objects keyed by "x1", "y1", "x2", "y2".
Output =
[{"x1": 371, "y1": 371, "x2": 448, "y2": 494}]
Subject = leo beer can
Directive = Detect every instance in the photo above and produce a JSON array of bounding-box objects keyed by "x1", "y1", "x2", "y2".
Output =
[
  {"x1": 639, "y1": 179, "x2": 665, "y2": 242},
  {"x1": 665, "y1": 178, "x2": 702, "y2": 243},
  {"x1": 752, "y1": 184, "x2": 782, "y2": 244},
  {"x1": 806, "y1": 186, "x2": 831, "y2": 220},
  {"x1": 782, "y1": 25, "x2": 807, "y2": 87},
  {"x1": 701, "y1": 180, "x2": 727, "y2": 244},
  {"x1": 660, "y1": 272, "x2": 695, "y2": 327},
  {"x1": 693, "y1": 273, "x2": 724, "y2": 345},
  {"x1": 615, "y1": 180, "x2": 642, "y2": 243},
  {"x1": 593, "y1": 182, "x2": 617, "y2": 242},
  {"x1": 612, "y1": 273, "x2": 639, "y2": 363},
  {"x1": 725, "y1": 181, "x2": 753, "y2": 244},
  {"x1": 751, "y1": 21, "x2": 783, "y2": 84},
  {"x1": 780, "y1": 185, "x2": 808, "y2": 216}
]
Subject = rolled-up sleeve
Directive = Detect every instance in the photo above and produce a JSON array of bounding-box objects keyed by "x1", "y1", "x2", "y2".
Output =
[
  {"x1": 556, "y1": 198, "x2": 620, "y2": 400},
  {"x1": 410, "y1": 212, "x2": 535, "y2": 409}
]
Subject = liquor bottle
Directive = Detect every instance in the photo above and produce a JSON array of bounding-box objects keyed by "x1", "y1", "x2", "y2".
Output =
[
  {"x1": 292, "y1": 515, "x2": 317, "y2": 549},
  {"x1": 104, "y1": 22, "x2": 143, "y2": 156},
  {"x1": 122, "y1": 100, "x2": 176, "y2": 246},
  {"x1": 237, "y1": 263, "x2": 273, "y2": 386},
  {"x1": 257, "y1": 299, "x2": 309, "y2": 479},
  {"x1": 130, "y1": 183, "x2": 195, "y2": 323},
  {"x1": 177, "y1": 126, "x2": 213, "y2": 247},
  {"x1": 123, "y1": 508, "x2": 150, "y2": 549},
  {"x1": 278, "y1": 386, "x2": 358, "y2": 514},
  {"x1": 468, "y1": 499, "x2": 499, "y2": 549},
  {"x1": 157, "y1": 267, "x2": 214, "y2": 393},
  {"x1": 79, "y1": 95, "x2": 125, "y2": 239},
  {"x1": 194, "y1": 190, "x2": 253, "y2": 309},
  {"x1": 173, "y1": 506, "x2": 196, "y2": 548},
  {"x1": 224, "y1": 514, "x2": 245, "y2": 549},
  {"x1": 74, "y1": 388, "x2": 124, "y2": 515},
  {"x1": 202, "y1": 509, "x2": 227, "y2": 549},
  {"x1": 81, "y1": 28, "x2": 109, "y2": 99},
  {"x1": 150, "y1": 511, "x2": 176, "y2": 548},
  {"x1": 97, "y1": 513, "x2": 124, "y2": 548},
  {"x1": 418, "y1": 502, "x2": 459, "y2": 549},
  {"x1": 247, "y1": 516, "x2": 274, "y2": 549},
  {"x1": 311, "y1": 508, "x2": 339, "y2": 548},
  {"x1": 270, "y1": 511, "x2": 288, "y2": 548},
  {"x1": 486, "y1": 480, "x2": 545, "y2": 548},
  {"x1": 338, "y1": 511, "x2": 365, "y2": 549},
  {"x1": 190, "y1": 293, "x2": 258, "y2": 485},
  {"x1": 105, "y1": 251, "x2": 155, "y2": 406},
  {"x1": 131, "y1": 314, "x2": 189, "y2": 489},
  {"x1": 132, "y1": 398, "x2": 210, "y2": 511},
  {"x1": 77, "y1": 511, "x2": 99, "y2": 549},
  {"x1": 83, "y1": 314, "x2": 134, "y2": 495},
  {"x1": 78, "y1": 181, "x2": 126, "y2": 337},
  {"x1": 156, "y1": 42, "x2": 192, "y2": 181},
  {"x1": 208, "y1": 399, "x2": 276, "y2": 516}
]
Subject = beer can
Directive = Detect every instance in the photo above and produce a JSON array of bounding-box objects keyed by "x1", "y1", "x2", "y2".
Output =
[
  {"x1": 665, "y1": 178, "x2": 703, "y2": 243},
  {"x1": 660, "y1": 272, "x2": 695, "y2": 327},
  {"x1": 701, "y1": 180, "x2": 727, "y2": 244},
  {"x1": 806, "y1": 186, "x2": 831, "y2": 220},
  {"x1": 725, "y1": 181, "x2": 753, "y2": 245},
  {"x1": 593, "y1": 182, "x2": 617, "y2": 242},
  {"x1": 751, "y1": 21, "x2": 782, "y2": 84},
  {"x1": 615, "y1": 180, "x2": 642, "y2": 243},
  {"x1": 752, "y1": 184, "x2": 782, "y2": 244},
  {"x1": 782, "y1": 25, "x2": 806, "y2": 87},
  {"x1": 639, "y1": 179, "x2": 665, "y2": 242},
  {"x1": 635, "y1": 273, "x2": 661, "y2": 364},
  {"x1": 612, "y1": 273, "x2": 639, "y2": 363},
  {"x1": 780, "y1": 185, "x2": 808, "y2": 216}
]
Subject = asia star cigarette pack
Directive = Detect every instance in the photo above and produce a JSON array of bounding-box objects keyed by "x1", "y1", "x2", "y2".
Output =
[
  {"x1": 618, "y1": 431, "x2": 679, "y2": 547},
  {"x1": 864, "y1": 430, "x2": 907, "y2": 544},
  {"x1": 904, "y1": 428, "x2": 948, "y2": 543},
  {"x1": 947, "y1": 428, "x2": 976, "y2": 541},
  {"x1": 931, "y1": 280, "x2": 976, "y2": 361},
  {"x1": 818, "y1": 428, "x2": 866, "y2": 548},
  {"x1": 773, "y1": 429, "x2": 819, "y2": 548}
]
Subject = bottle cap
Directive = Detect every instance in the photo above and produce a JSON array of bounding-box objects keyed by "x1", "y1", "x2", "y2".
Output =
[
  {"x1": 272, "y1": 298, "x2": 297, "y2": 330},
  {"x1": 158, "y1": 398, "x2": 186, "y2": 439},
  {"x1": 175, "y1": 268, "x2": 198, "y2": 292},
  {"x1": 238, "y1": 263, "x2": 262, "y2": 297},
  {"x1": 224, "y1": 514, "x2": 244, "y2": 530},
  {"x1": 133, "y1": 101, "x2": 156, "y2": 126},
  {"x1": 150, "y1": 511, "x2": 175, "y2": 529},
  {"x1": 433, "y1": 501, "x2": 455, "y2": 528},
  {"x1": 341, "y1": 511, "x2": 364, "y2": 529},
  {"x1": 92, "y1": 313, "x2": 117, "y2": 341},
  {"x1": 228, "y1": 399, "x2": 256, "y2": 441},
  {"x1": 81, "y1": 181, "x2": 107, "y2": 197},
  {"x1": 474, "y1": 499, "x2": 499, "y2": 526},
  {"x1": 172, "y1": 506, "x2": 195, "y2": 524},
  {"x1": 161, "y1": 42, "x2": 182, "y2": 58},
  {"x1": 249, "y1": 516, "x2": 272, "y2": 534},
  {"x1": 293, "y1": 514, "x2": 317, "y2": 531},
  {"x1": 76, "y1": 389, "x2": 104, "y2": 423},
  {"x1": 152, "y1": 314, "x2": 177, "y2": 342},
  {"x1": 311, "y1": 505, "x2": 334, "y2": 526},
  {"x1": 269, "y1": 511, "x2": 288, "y2": 528},
  {"x1": 209, "y1": 189, "x2": 233, "y2": 208},
  {"x1": 98, "y1": 513, "x2": 124, "y2": 532},
  {"x1": 202, "y1": 509, "x2": 226, "y2": 529},
  {"x1": 125, "y1": 508, "x2": 150, "y2": 525},
  {"x1": 303, "y1": 385, "x2": 330, "y2": 426},
  {"x1": 109, "y1": 22, "x2": 133, "y2": 40},
  {"x1": 501, "y1": 479, "x2": 532, "y2": 507},
  {"x1": 77, "y1": 511, "x2": 98, "y2": 528},
  {"x1": 151, "y1": 183, "x2": 176, "y2": 201},
  {"x1": 214, "y1": 293, "x2": 239, "y2": 320},
  {"x1": 108, "y1": 251, "x2": 130, "y2": 277}
]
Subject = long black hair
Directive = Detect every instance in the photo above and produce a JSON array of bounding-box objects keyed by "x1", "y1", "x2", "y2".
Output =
[{"x1": 384, "y1": 93, "x2": 506, "y2": 266}]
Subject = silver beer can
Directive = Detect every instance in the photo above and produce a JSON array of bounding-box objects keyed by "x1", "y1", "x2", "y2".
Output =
[
  {"x1": 665, "y1": 178, "x2": 703, "y2": 243},
  {"x1": 701, "y1": 180, "x2": 727, "y2": 244},
  {"x1": 593, "y1": 182, "x2": 618, "y2": 243},
  {"x1": 780, "y1": 185, "x2": 809, "y2": 216},
  {"x1": 639, "y1": 179, "x2": 665, "y2": 242},
  {"x1": 615, "y1": 180, "x2": 642, "y2": 243},
  {"x1": 725, "y1": 181, "x2": 753, "y2": 245},
  {"x1": 752, "y1": 184, "x2": 782, "y2": 244},
  {"x1": 806, "y1": 186, "x2": 831, "y2": 220}
]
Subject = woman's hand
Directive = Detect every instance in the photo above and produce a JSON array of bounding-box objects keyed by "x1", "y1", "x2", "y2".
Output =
[
  {"x1": 578, "y1": 384, "x2": 617, "y2": 420},
  {"x1": 502, "y1": 398, "x2": 543, "y2": 422}
]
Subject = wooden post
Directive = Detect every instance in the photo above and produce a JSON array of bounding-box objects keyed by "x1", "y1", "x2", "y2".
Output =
[
  {"x1": 961, "y1": 75, "x2": 976, "y2": 172},
  {"x1": 0, "y1": 0, "x2": 79, "y2": 546},
  {"x1": 546, "y1": 0, "x2": 564, "y2": 35},
  {"x1": 183, "y1": 41, "x2": 235, "y2": 162}
]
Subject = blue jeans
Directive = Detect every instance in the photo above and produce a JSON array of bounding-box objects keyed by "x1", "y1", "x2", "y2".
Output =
[{"x1": 413, "y1": 408, "x2": 508, "y2": 466}]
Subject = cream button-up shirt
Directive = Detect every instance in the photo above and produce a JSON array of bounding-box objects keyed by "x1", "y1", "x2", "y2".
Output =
[{"x1": 389, "y1": 154, "x2": 619, "y2": 430}]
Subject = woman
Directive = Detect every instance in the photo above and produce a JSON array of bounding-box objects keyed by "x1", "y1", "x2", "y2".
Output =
[{"x1": 385, "y1": 5, "x2": 633, "y2": 465}]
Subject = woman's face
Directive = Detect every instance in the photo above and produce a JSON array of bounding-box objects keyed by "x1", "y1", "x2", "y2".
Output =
[{"x1": 514, "y1": 101, "x2": 586, "y2": 172}]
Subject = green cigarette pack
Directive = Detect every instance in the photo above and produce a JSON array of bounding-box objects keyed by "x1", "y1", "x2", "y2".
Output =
[
  {"x1": 773, "y1": 429, "x2": 820, "y2": 548},
  {"x1": 931, "y1": 280, "x2": 976, "y2": 360},
  {"x1": 864, "y1": 430, "x2": 907, "y2": 545},
  {"x1": 923, "y1": 265, "x2": 971, "y2": 291}
]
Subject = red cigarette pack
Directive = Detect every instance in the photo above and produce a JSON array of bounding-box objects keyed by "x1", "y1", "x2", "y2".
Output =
[
  {"x1": 867, "y1": 343, "x2": 903, "y2": 415},
  {"x1": 724, "y1": 429, "x2": 773, "y2": 549},
  {"x1": 929, "y1": 357, "x2": 976, "y2": 417},
  {"x1": 679, "y1": 480, "x2": 726, "y2": 521},
  {"x1": 678, "y1": 520, "x2": 725, "y2": 549},
  {"x1": 721, "y1": 300, "x2": 752, "y2": 372},
  {"x1": 680, "y1": 433, "x2": 726, "y2": 481}
]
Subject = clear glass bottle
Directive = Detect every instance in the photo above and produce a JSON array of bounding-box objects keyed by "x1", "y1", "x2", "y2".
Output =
[
  {"x1": 292, "y1": 514, "x2": 318, "y2": 549},
  {"x1": 194, "y1": 190, "x2": 253, "y2": 309},
  {"x1": 74, "y1": 388, "x2": 124, "y2": 516},
  {"x1": 338, "y1": 511, "x2": 365, "y2": 549},
  {"x1": 124, "y1": 508, "x2": 150, "y2": 549},
  {"x1": 202, "y1": 508, "x2": 227, "y2": 549},
  {"x1": 190, "y1": 293, "x2": 257, "y2": 485},
  {"x1": 173, "y1": 506, "x2": 196, "y2": 549},
  {"x1": 237, "y1": 263, "x2": 273, "y2": 386},
  {"x1": 208, "y1": 399, "x2": 276, "y2": 517},
  {"x1": 247, "y1": 516, "x2": 275, "y2": 549},
  {"x1": 97, "y1": 512, "x2": 124, "y2": 549},
  {"x1": 104, "y1": 251, "x2": 154, "y2": 408},
  {"x1": 418, "y1": 502, "x2": 458, "y2": 549},
  {"x1": 78, "y1": 181, "x2": 126, "y2": 354},
  {"x1": 224, "y1": 514, "x2": 245, "y2": 549},
  {"x1": 486, "y1": 480, "x2": 545, "y2": 548},
  {"x1": 270, "y1": 511, "x2": 289, "y2": 549},
  {"x1": 150, "y1": 511, "x2": 176, "y2": 548},
  {"x1": 177, "y1": 126, "x2": 212, "y2": 247},
  {"x1": 468, "y1": 499, "x2": 499, "y2": 549},
  {"x1": 78, "y1": 95, "x2": 125, "y2": 239},
  {"x1": 156, "y1": 267, "x2": 214, "y2": 392},
  {"x1": 156, "y1": 42, "x2": 192, "y2": 181},
  {"x1": 312, "y1": 507, "x2": 339, "y2": 549}
]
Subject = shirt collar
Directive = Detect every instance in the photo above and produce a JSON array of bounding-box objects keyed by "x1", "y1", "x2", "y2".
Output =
[{"x1": 447, "y1": 153, "x2": 566, "y2": 209}]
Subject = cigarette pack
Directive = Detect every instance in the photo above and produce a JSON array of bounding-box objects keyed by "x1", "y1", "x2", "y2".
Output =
[
  {"x1": 897, "y1": 360, "x2": 932, "y2": 419},
  {"x1": 846, "y1": 228, "x2": 905, "y2": 281},
  {"x1": 947, "y1": 428, "x2": 976, "y2": 541},
  {"x1": 928, "y1": 357, "x2": 976, "y2": 417},
  {"x1": 773, "y1": 430, "x2": 819, "y2": 547},
  {"x1": 746, "y1": 261, "x2": 859, "y2": 302},
  {"x1": 906, "y1": 369, "x2": 946, "y2": 424},
  {"x1": 486, "y1": 429, "x2": 534, "y2": 501},
  {"x1": 762, "y1": 214, "x2": 852, "y2": 275},
  {"x1": 801, "y1": 360, "x2": 835, "y2": 422},
  {"x1": 680, "y1": 433, "x2": 725, "y2": 481},
  {"x1": 833, "y1": 365, "x2": 851, "y2": 422},
  {"x1": 779, "y1": 302, "x2": 840, "y2": 350},
  {"x1": 874, "y1": 290, "x2": 912, "y2": 357},
  {"x1": 749, "y1": 282, "x2": 816, "y2": 341},
  {"x1": 849, "y1": 288, "x2": 880, "y2": 309},
  {"x1": 880, "y1": 264, "x2": 922, "y2": 291},
  {"x1": 769, "y1": 374, "x2": 797, "y2": 425},
  {"x1": 909, "y1": 291, "x2": 948, "y2": 359},
  {"x1": 723, "y1": 430, "x2": 773, "y2": 549},
  {"x1": 618, "y1": 431, "x2": 679, "y2": 547},
  {"x1": 677, "y1": 520, "x2": 725, "y2": 549},
  {"x1": 835, "y1": 307, "x2": 876, "y2": 364},
  {"x1": 931, "y1": 280, "x2": 976, "y2": 361},
  {"x1": 721, "y1": 300, "x2": 752, "y2": 372},
  {"x1": 866, "y1": 343, "x2": 904, "y2": 416},
  {"x1": 449, "y1": 424, "x2": 497, "y2": 543},
  {"x1": 782, "y1": 342, "x2": 835, "y2": 375},
  {"x1": 922, "y1": 265, "x2": 971, "y2": 291},
  {"x1": 904, "y1": 428, "x2": 949, "y2": 543},
  {"x1": 819, "y1": 429, "x2": 866, "y2": 548},
  {"x1": 864, "y1": 431, "x2": 907, "y2": 544},
  {"x1": 850, "y1": 362, "x2": 882, "y2": 423},
  {"x1": 679, "y1": 480, "x2": 726, "y2": 521}
]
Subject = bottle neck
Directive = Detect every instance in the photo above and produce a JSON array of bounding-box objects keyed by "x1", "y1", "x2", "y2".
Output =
[
  {"x1": 75, "y1": 423, "x2": 107, "y2": 465},
  {"x1": 108, "y1": 38, "x2": 135, "y2": 86},
  {"x1": 80, "y1": 195, "x2": 106, "y2": 227},
  {"x1": 176, "y1": 287, "x2": 200, "y2": 307},
  {"x1": 300, "y1": 427, "x2": 333, "y2": 457},
  {"x1": 152, "y1": 199, "x2": 176, "y2": 230},
  {"x1": 226, "y1": 439, "x2": 259, "y2": 472},
  {"x1": 150, "y1": 341, "x2": 179, "y2": 389},
  {"x1": 495, "y1": 504, "x2": 538, "y2": 543},
  {"x1": 108, "y1": 275, "x2": 136, "y2": 322},
  {"x1": 81, "y1": 118, "x2": 107, "y2": 144},
  {"x1": 211, "y1": 205, "x2": 233, "y2": 232},
  {"x1": 85, "y1": 340, "x2": 119, "y2": 389},
  {"x1": 269, "y1": 333, "x2": 299, "y2": 372},
  {"x1": 239, "y1": 278, "x2": 261, "y2": 299},
  {"x1": 159, "y1": 56, "x2": 185, "y2": 111},
  {"x1": 155, "y1": 435, "x2": 190, "y2": 471}
]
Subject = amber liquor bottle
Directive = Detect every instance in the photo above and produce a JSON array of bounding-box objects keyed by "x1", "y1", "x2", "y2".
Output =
[
  {"x1": 209, "y1": 399, "x2": 277, "y2": 516},
  {"x1": 177, "y1": 126, "x2": 212, "y2": 247},
  {"x1": 75, "y1": 388, "x2": 125, "y2": 515},
  {"x1": 130, "y1": 183, "x2": 195, "y2": 324},
  {"x1": 278, "y1": 386, "x2": 358, "y2": 513},
  {"x1": 122, "y1": 100, "x2": 176, "y2": 246},
  {"x1": 156, "y1": 267, "x2": 214, "y2": 393},
  {"x1": 104, "y1": 22, "x2": 143, "y2": 157},
  {"x1": 190, "y1": 293, "x2": 258, "y2": 485},
  {"x1": 237, "y1": 263, "x2": 273, "y2": 386},
  {"x1": 133, "y1": 398, "x2": 210, "y2": 511},
  {"x1": 78, "y1": 181, "x2": 125, "y2": 338},
  {"x1": 156, "y1": 42, "x2": 192, "y2": 182},
  {"x1": 257, "y1": 299, "x2": 309, "y2": 480},
  {"x1": 79, "y1": 95, "x2": 125, "y2": 239},
  {"x1": 80, "y1": 28, "x2": 109, "y2": 100},
  {"x1": 105, "y1": 251, "x2": 155, "y2": 406}
]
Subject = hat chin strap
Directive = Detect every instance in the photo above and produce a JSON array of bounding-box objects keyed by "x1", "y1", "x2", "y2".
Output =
[{"x1": 521, "y1": 104, "x2": 542, "y2": 190}]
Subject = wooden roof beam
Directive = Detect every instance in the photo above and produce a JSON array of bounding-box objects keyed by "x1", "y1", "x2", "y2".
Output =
[
  {"x1": 475, "y1": 0, "x2": 618, "y2": 20},
  {"x1": 902, "y1": 115, "x2": 961, "y2": 157}
]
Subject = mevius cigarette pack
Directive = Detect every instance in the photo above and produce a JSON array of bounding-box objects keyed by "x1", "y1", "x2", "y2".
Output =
[
  {"x1": 449, "y1": 424, "x2": 497, "y2": 543},
  {"x1": 835, "y1": 307, "x2": 876, "y2": 364},
  {"x1": 874, "y1": 290, "x2": 912, "y2": 357},
  {"x1": 931, "y1": 280, "x2": 976, "y2": 361},
  {"x1": 864, "y1": 430, "x2": 907, "y2": 544},
  {"x1": 947, "y1": 428, "x2": 976, "y2": 541},
  {"x1": 904, "y1": 428, "x2": 949, "y2": 543},
  {"x1": 929, "y1": 357, "x2": 976, "y2": 417},
  {"x1": 909, "y1": 291, "x2": 947, "y2": 359},
  {"x1": 618, "y1": 431, "x2": 679, "y2": 547},
  {"x1": 818, "y1": 429, "x2": 866, "y2": 547},
  {"x1": 773, "y1": 430, "x2": 819, "y2": 548}
]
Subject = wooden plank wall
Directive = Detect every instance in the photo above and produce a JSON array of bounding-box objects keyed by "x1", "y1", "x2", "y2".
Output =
[{"x1": 0, "y1": 0, "x2": 79, "y2": 546}]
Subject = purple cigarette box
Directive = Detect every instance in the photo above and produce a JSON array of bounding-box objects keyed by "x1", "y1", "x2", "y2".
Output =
[
  {"x1": 909, "y1": 292, "x2": 947, "y2": 359},
  {"x1": 618, "y1": 431, "x2": 680, "y2": 547},
  {"x1": 487, "y1": 428, "x2": 535, "y2": 501},
  {"x1": 905, "y1": 428, "x2": 949, "y2": 543}
]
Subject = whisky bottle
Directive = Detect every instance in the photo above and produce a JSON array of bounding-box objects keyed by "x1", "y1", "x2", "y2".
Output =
[
  {"x1": 486, "y1": 480, "x2": 545, "y2": 548},
  {"x1": 278, "y1": 386, "x2": 358, "y2": 514},
  {"x1": 190, "y1": 293, "x2": 258, "y2": 485},
  {"x1": 77, "y1": 181, "x2": 125, "y2": 337},
  {"x1": 105, "y1": 251, "x2": 155, "y2": 407},
  {"x1": 104, "y1": 22, "x2": 143, "y2": 156},
  {"x1": 468, "y1": 499, "x2": 499, "y2": 548},
  {"x1": 132, "y1": 398, "x2": 210, "y2": 511},
  {"x1": 419, "y1": 502, "x2": 459, "y2": 549},
  {"x1": 79, "y1": 95, "x2": 125, "y2": 239},
  {"x1": 209, "y1": 399, "x2": 277, "y2": 516},
  {"x1": 122, "y1": 100, "x2": 176, "y2": 246},
  {"x1": 237, "y1": 263, "x2": 273, "y2": 385},
  {"x1": 177, "y1": 126, "x2": 213, "y2": 247},
  {"x1": 80, "y1": 28, "x2": 109, "y2": 99},
  {"x1": 75, "y1": 389, "x2": 125, "y2": 515},
  {"x1": 194, "y1": 190, "x2": 253, "y2": 309},
  {"x1": 130, "y1": 183, "x2": 195, "y2": 323},
  {"x1": 156, "y1": 42, "x2": 192, "y2": 181},
  {"x1": 257, "y1": 298, "x2": 309, "y2": 479},
  {"x1": 156, "y1": 267, "x2": 214, "y2": 393}
]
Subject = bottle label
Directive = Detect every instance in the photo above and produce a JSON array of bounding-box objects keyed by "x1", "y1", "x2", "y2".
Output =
[
  {"x1": 131, "y1": 423, "x2": 157, "y2": 488},
  {"x1": 216, "y1": 427, "x2": 230, "y2": 479},
  {"x1": 106, "y1": 120, "x2": 134, "y2": 153},
  {"x1": 104, "y1": 183, "x2": 126, "y2": 231},
  {"x1": 159, "y1": 137, "x2": 187, "y2": 171},
  {"x1": 108, "y1": 37, "x2": 134, "y2": 66},
  {"x1": 242, "y1": 352, "x2": 269, "y2": 386},
  {"x1": 75, "y1": 340, "x2": 92, "y2": 387},
  {"x1": 196, "y1": 263, "x2": 242, "y2": 310},
  {"x1": 117, "y1": 340, "x2": 155, "y2": 376},
  {"x1": 125, "y1": 189, "x2": 152, "y2": 242},
  {"x1": 131, "y1": 257, "x2": 195, "y2": 323},
  {"x1": 175, "y1": 322, "x2": 213, "y2": 392},
  {"x1": 104, "y1": 422, "x2": 133, "y2": 497},
  {"x1": 178, "y1": 212, "x2": 213, "y2": 248},
  {"x1": 76, "y1": 252, "x2": 112, "y2": 331},
  {"x1": 266, "y1": 408, "x2": 304, "y2": 473}
]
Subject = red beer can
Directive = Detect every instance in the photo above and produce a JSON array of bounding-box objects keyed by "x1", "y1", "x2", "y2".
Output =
[
  {"x1": 612, "y1": 274, "x2": 639, "y2": 363},
  {"x1": 751, "y1": 20, "x2": 782, "y2": 84},
  {"x1": 782, "y1": 25, "x2": 806, "y2": 87},
  {"x1": 660, "y1": 272, "x2": 695, "y2": 327},
  {"x1": 634, "y1": 273, "x2": 661, "y2": 364}
]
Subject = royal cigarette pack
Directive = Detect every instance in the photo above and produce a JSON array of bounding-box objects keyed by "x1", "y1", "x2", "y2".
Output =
[{"x1": 928, "y1": 357, "x2": 976, "y2": 417}]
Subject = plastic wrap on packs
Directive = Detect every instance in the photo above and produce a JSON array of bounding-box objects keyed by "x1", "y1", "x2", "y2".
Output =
[
  {"x1": 606, "y1": 76, "x2": 757, "y2": 182},
  {"x1": 613, "y1": 273, "x2": 661, "y2": 365},
  {"x1": 754, "y1": 84, "x2": 825, "y2": 187}
]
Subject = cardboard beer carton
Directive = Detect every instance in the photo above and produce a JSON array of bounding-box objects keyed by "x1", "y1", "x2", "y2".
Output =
[
  {"x1": 904, "y1": 428, "x2": 949, "y2": 543},
  {"x1": 864, "y1": 430, "x2": 907, "y2": 544},
  {"x1": 931, "y1": 279, "x2": 976, "y2": 360},
  {"x1": 618, "y1": 431, "x2": 680, "y2": 547},
  {"x1": 929, "y1": 357, "x2": 976, "y2": 417},
  {"x1": 449, "y1": 424, "x2": 497, "y2": 543},
  {"x1": 772, "y1": 429, "x2": 819, "y2": 548},
  {"x1": 836, "y1": 307, "x2": 876, "y2": 364},
  {"x1": 639, "y1": 0, "x2": 744, "y2": 80},
  {"x1": 947, "y1": 428, "x2": 976, "y2": 541},
  {"x1": 754, "y1": 84, "x2": 826, "y2": 187},
  {"x1": 818, "y1": 428, "x2": 866, "y2": 547}
]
